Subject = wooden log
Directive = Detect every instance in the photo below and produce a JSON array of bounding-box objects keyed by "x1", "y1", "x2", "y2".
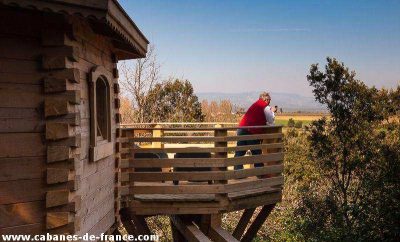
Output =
[
  {"x1": 0, "y1": 83, "x2": 42, "y2": 108},
  {"x1": 46, "y1": 168, "x2": 73, "y2": 184},
  {"x1": 46, "y1": 212, "x2": 74, "y2": 229},
  {"x1": 43, "y1": 45, "x2": 79, "y2": 62},
  {"x1": 44, "y1": 77, "x2": 71, "y2": 93},
  {"x1": 0, "y1": 156, "x2": 45, "y2": 181},
  {"x1": 46, "y1": 113, "x2": 81, "y2": 126},
  {"x1": 49, "y1": 68, "x2": 80, "y2": 83},
  {"x1": 0, "y1": 178, "x2": 78, "y2": 204},
  {"x1": 233, "y1": 208, "x2": 255, "y2": 240},
  {"x1": 0, "y1": 201, "x2": 44, "y2": 228},
  {"x1": 0, "y1": 133, "x2": 45, "y2": 158},
  {"x1": 42, "y1": 56, "x2": 74, "y2": 70},
  {"x1": 114, "y1": 83, "x2": 120, "y2": 94},
  {"x1": 47, "y1": 146, "x2": 73, "y2": 163},
  {"x1": 44, "y1": 99, "x2": 75, "y2": 117},
  {"x1": 0, "y1": 223, "x2": 43, "y2": 235},
  {"x1": 46, "y1": 190, "x2": 70, "y2": 208},
  {"x1": 240, "y1": 204, "x2": 275, "y2": 242},
  {"x1": 46, "y1": 123, "x2": 73, "y2": 140}
]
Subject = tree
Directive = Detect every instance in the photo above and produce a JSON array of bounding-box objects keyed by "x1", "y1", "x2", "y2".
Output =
[
  {"x1": 119, "y1": 45, "x2": 160, "y2": 123},
  {"x1": 288, "y1": 57, "x2": 400, "y2": 241},
  {"x1": 144, "y1": 78, "x2": 204, "y2": 122}
]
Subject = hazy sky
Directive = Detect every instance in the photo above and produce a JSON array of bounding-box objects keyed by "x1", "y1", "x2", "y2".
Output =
[{"x1": 119, "y1": 0, "x2": 400, "y2": 97}]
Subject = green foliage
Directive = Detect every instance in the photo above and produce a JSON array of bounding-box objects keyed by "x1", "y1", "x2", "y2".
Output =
[
  {"x1": 294, "y1": 121, "x2": 303, "y2": 129},
  {"x1": 281, "y1": 57, "x2": 400, "y2": 241},
  {"x1": 144, "y1": 78, "x2": 205, "y2": 122},
  {"x1": 287, "y1": 118, "x2": 295, "y2": 127}
]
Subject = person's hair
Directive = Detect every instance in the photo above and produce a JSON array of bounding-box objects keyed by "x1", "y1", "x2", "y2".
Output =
[{"x1": 259, "y1": 91, "x2": 270, "y2": 100}]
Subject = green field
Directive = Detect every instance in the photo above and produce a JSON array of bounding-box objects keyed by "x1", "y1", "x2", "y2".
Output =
[{"x1": 275, "y1": 113, "x2": 327, "y2": 127}]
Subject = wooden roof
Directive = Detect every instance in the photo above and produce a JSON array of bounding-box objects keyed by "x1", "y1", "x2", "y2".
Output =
[{"x1": 0, "y1": 0, "x2": 149, "y2": 59}]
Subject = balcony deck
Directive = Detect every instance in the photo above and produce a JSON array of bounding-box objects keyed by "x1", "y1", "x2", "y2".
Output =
[
  {"x1": 116, "y1": 123, "x2": 283, "y2": 241},
  {"x1": 118, "y1": 124, "x2": 284, "y2": 216}
]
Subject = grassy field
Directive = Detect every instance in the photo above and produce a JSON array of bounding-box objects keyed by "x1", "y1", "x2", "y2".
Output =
[{"x1": 275, "y1": 113, "x2": 328, "y2": 127}]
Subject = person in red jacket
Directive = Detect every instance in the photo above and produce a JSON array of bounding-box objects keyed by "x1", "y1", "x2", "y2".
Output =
[{"x1": 235, "y1": 92, "x2": 276, "y2": 170}]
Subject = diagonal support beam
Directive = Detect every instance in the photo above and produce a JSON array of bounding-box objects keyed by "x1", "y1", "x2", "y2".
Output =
[
  {"x1": 241, "y1": 204, "x2": 275, "y2": 242},
  {"x1": 209, "y1": 225, "x2": 240, "y2": 242},
  {"x1": 233, "y1": 208, "x2": 256, "y2": 240},
  {"x1": 170, "y1": 215, "x2": 212, "y2": 242}
]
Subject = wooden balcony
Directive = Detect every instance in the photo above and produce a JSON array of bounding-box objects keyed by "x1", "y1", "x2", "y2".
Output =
[{"x1": 118, "y1": 124, "x2": 284, "y2": 217}]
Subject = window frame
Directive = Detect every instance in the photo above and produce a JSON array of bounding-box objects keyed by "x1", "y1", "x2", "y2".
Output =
[{"x1": 89, "y1": 66, "x2": 114, "y2": 162}]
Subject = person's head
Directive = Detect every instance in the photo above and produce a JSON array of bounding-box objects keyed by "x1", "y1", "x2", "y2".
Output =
[{"x1": 259, "y1": 91, "x2": 271, "y2": 104}]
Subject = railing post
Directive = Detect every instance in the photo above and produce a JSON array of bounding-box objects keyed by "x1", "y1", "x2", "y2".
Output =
[
  {"x1": 213, "y1": 124, "x2": 228, "y2": 201},
  {"x1": 262, "y1": 126, "x2": 283, "y2": 178},
  {"x1": 152, "y1": 124, "x2": 164, "y2": 149}
]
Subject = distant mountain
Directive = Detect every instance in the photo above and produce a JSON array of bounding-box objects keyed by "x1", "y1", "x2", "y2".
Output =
[{"x1": 196, "y1": 91, "x2": 326, "y2": 112}]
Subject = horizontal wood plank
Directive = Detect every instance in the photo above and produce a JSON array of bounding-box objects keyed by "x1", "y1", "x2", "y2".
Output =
[
  {"x1": 126, "y1": 143, "x2": 284, "y2": 154},
  {"x1": 128, "y1": 165, "x2": 283, "y2": 182}
]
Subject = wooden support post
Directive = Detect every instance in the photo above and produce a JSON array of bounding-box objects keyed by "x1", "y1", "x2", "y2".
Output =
[
  {"x1": 240, "y1": 204, "x2": 275, "y2": 242},
  {"x1": 233, "y1": 208, "x2": 256, "y2": 240},
  {"x1": 119, "y1": 208, "x2": 137, "y2": 236},
  {"x1": 152, "y1": 124, "x2": 164, "y2": 149},
  {"x1": 171, "y1": 218, "x2": 186, "y2": 242},
  {"x1": 214, "y1": 124, "x2": 228, "y2": 203},
  {"x1": 131, "y1": 215, "x2": 151, "y2": 235},
  {"x1": 198, "y1": 214, "x2": 221, "y2": 236},
  {"x1": 152, "y1": 124, "x2": 168, "y2": 174}
]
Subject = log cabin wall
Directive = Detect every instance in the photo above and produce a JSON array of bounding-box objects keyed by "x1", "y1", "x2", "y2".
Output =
[{"x1": 0, "y1": 6, "x2": 121, "y2": 235}]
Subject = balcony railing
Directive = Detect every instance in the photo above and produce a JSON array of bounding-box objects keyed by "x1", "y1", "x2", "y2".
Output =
[{"x1": 118, "y1": 123, "x2": 284, "y2": 215}]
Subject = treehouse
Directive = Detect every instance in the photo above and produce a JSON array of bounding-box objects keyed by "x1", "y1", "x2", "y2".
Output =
[{"x1": 0, "y1": 1, "x2": 284, "y2": 241}]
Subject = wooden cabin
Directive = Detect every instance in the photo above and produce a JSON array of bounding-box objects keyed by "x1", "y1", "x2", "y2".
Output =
[
  {"x1": 0, "y1": 1, "x2": 284, "y2": 241},
  {"x1": 0, "y1": 0, "x2": 148, "y2": 236}
]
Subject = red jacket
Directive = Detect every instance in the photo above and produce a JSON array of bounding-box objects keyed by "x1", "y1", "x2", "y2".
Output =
[{"x1": 239, "y1": 99, "x2": 268, "y2": 134}]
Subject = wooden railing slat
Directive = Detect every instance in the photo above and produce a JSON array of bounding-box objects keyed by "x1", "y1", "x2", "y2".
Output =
[
  {"x1": 125, "y1": 143, "x2": 284, "y2": 154},
  {"x1": 125, "y1": 153, "x2": 283, "y2": 168},
  {"x1": 125, "y1": 133, "x2": 283, "y2": 143},
  {"x1": 128, "y1": 165, "x2": 283, "y2": 182}
]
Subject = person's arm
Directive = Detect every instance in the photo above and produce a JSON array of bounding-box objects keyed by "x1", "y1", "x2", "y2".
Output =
[{"x1": 264, "y1": 106, "x2": 275, "y2": 125}]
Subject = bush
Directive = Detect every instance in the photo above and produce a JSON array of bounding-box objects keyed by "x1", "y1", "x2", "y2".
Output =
[
  {"x1": 295, "y1": 121, "x2": 303, "y2": 128},
  {"x1": 287, "y1": 118, "x2": 295, "y2": 127}
]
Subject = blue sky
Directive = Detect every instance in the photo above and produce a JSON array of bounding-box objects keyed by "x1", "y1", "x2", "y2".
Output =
[{"x1": 119, "y1": 0, "x2": 400, "y2": 97}]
